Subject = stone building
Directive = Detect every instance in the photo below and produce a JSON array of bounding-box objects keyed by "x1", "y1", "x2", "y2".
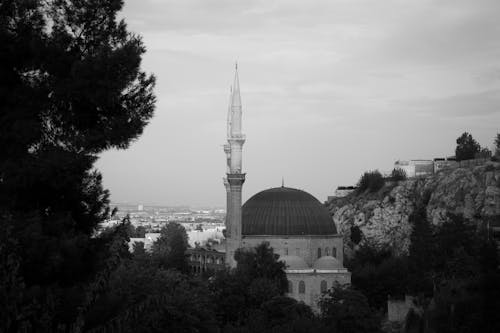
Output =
[
  {"x1": 394, "y1": 159, "x2": 434, "y2": 177},
  {"x1": 222, "y1": 65, "x2": 350, "y2": 309},
  {"x1": 187, "y1": 247, "x2": 225, "y2": 275}
]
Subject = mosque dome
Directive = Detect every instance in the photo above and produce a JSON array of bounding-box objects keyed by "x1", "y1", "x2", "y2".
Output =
[
  {"x1": 241, "y1": 187, "x2": 336, "y2": 236},
  {"x1": 313, "y1": 256, "x2": 342, "y2": 270},
  {"x1": 279, "y1": 255, "x2": 309, "y2": 270}
]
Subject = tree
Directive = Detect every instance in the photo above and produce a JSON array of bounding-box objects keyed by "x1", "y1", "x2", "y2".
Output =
[
  {"x1": 234, "y1": 242, "x2": 288, "y2": 294},
  {"x1": 495, "y1": 133, "x2": 500, "y2": 157},
  {"x1": 476, "y1": 147, "x2": 492, "y2": 159},
  {"x1": 357, "y1": 170, "x2": 385, "y2": 193},
  {"x1": 244, "y1": 296, "x2": 327, "y2": 333},
  {"x1": 408, "y1": 205, "x2": 434, "y2": 295},
  {"x1": 151, "y1": 222, "x2": 189, "y2": 273},
  {"x1": 347, "y1": 245, "x2": 408, "y2": 309},
  {"x1": 127, "y1": 224, "x2": 147, "y2": 238},
  {"x1": 350, "y1": 225, "x2": 362, "y2": 244},
  {"x1": 210, "y1": 243, "x2": 288, "y2": 327},
  {"x1": 0, "y1": 0, "x2": 155, "y2": 328},
  {"x1": 85, "y1": 263, "x2": 218, "y2": 333},
  {"x1": 391, "y1": 168, "x2": 407, "y2": 181},
  {"x1": 319, "y1": 284, "x2": 381, "y2": 333},
  {"x1": 455, "y1": 132, "x2": 480, "y2": 161}
]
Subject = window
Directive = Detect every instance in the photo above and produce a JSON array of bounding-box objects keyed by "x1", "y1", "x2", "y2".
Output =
[
  {"x1": 288, "y1": 280, "x2": 293, "y2": 293},
  {"x1": 284, "y1": 248, "x2": 288, "y2": 255},
  {"x1": 332, "y1": 247, "x2": 337, "y2": 258},
  {"x1": 325, "y1": 247, "x2": 330, "y2": 256},
  {"x1": 317, "y1": 247, "x2": 322, "y2": 258},
  {"x1": 299, "y1": 281, "x2": 306, "y2": 294},
  {"x1": 320, "y1": 280, "x2": 327, "y2": 293}
]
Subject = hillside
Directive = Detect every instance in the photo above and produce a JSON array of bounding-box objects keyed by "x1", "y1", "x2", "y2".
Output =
[{"x1": 327, "y1": 162, "x2": 500, "y2": 259}]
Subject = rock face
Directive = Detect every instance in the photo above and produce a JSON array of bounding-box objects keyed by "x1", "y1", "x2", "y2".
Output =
[{"x1": 327, "y1": 162, "x2": 500, "y2": 258}]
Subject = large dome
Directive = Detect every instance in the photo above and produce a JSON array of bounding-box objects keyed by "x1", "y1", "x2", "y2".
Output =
[{"x1": 242, "y1": 187, "x2": 336, "y2": 236}]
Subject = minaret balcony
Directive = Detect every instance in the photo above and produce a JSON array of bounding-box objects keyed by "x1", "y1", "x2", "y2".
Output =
[{"x1": 229, "y1": 134, "x2": 246, "y2": 140}]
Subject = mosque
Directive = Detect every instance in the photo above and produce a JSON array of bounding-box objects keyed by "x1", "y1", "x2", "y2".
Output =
[{"x1": 222, "y1": 65, "x2": 351, "y2": 308}]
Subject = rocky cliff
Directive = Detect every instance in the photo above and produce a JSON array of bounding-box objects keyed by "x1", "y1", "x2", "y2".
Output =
[{"x1": 327, "y1": 162, "x2": 500, "y2": 259}]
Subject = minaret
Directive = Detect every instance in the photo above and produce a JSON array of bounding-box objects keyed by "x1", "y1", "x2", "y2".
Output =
[
  {"x1": 223, "y1": 87, "x2": 232, "y2": 239},
  {"x1": 224, "y1": 64, "x2": 246, "y2": 268}
]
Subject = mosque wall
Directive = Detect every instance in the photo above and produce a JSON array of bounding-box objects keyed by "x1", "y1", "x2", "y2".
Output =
[
  {"x1": 286, "y1": 271, "x2": 351, "y2": 311},
  {"x1": 241, "y1": 235, "x2": 344, "y2": 267}
]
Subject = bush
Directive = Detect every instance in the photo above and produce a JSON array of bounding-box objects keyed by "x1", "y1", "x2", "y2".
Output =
[
  {"x1": 391, "y1": 168, "x2": 407, "y2": 181},
  {"x1": 357, "y1": 170, "x2": 385, "y2": 192},
  {"x1": 319, "y1": 284, "x2": 382, "y2": 332},
  {"x1": 476, "y1": 148, "x2": 492, "y2": 159},
  {"x1": 350, "y1": 226, "x2": 362, "y2": 244}
]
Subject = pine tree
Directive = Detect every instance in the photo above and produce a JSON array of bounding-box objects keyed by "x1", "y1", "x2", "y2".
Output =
[
  {"x1": 152, "y1": 222, "x2": 189, "y2": 273},
  {"x1": 455, "y1": 132, "x2": 481, "y2": 161},
  {"x1": 408, "y1": 205, "x2": 434, "y2": 295},
  {"x1": 0, "y1": 0, "x2": 155, "y2": 328}
]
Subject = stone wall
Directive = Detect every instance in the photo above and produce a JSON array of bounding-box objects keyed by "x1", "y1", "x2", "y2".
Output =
[{"x1": 387, "y1": 295, "x2": 415, "y2": 322}]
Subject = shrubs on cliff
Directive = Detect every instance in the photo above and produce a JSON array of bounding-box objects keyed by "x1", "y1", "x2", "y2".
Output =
[
  {"x1": 390, "y1": 168, "x2": 407, "y2": 181},
  {"x1": 494, "y1": 133, "x2": 500, "y2": 159},
  {"x1": 357, "y1": 170, "x2": 385, "y2": 193}
]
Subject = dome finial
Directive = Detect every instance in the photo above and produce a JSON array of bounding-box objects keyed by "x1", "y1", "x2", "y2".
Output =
[{"x1": 282, "y1": 177, "x2": 284, "y2": 187}]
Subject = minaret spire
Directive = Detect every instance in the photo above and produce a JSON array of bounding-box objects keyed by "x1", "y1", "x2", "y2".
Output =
[
  {"x1": 226, "y1": 85, "x2": 232, "y2": 139},
  {"x1": 223, "y1": 63, "x2": 246, "y2": 268},
  {"x1": 230, "y1": 64, "x2": 242, "y2": 137}
]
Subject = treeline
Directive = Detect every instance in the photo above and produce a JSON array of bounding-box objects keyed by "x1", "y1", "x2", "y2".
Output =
[
  {"x1": 346, "y1": 209, "x2": 500, "y2": 332},
  {"x1": 86, "y1": 227, "x2": 383, "y2": 332}
]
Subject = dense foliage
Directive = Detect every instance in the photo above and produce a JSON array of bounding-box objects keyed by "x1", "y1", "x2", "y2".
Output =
[
  {"x1": 357, "y1": 170, "x2": 385, "y2": 192},
  {"x1": 346, "y1": 206, "x2": 500, "y2": 332},
  {"x1": 85, "y1": 243, "x2": 218, "y2": 333},
  {"x1": 0, "y1": 0, "x2": 155, "y2": 330},
  {"x1": 319, "y1": 284, "x2": 382, "y2": 333},
  {"x1": 455, "y1": 132, "x2": 481, "y2": 161},
  {"x1": 211, "y1": 243, "x2": 288, "y2": 326},
  {"x1": 390, "y1": 168, "x2": 407, "y2": 181},
  {"x1": 346, "y1": 245, "x2": 408, "y2": 309},
  {"x1": 151, "y1": 222, "x2": 190, "y2": 273},
  {"x1": 495, "y1": 133, "x2": 500, "y2": 157}
]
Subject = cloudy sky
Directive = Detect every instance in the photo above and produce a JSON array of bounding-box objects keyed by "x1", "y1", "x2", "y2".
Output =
[{"x1": 96, "y1": 0, "x2": 500, "y2": 207}]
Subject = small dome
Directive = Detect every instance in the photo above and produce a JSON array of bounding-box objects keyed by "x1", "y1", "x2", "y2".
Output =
[
  {"x1": 279, "y1": 255, "x2": 309, "y2": 270},
  {"x1": 242, "y1": 187, "x2": 336, "y2": 236},
  {"x1": 313, "y1": 256, "x2": 342, "y2": 270}
]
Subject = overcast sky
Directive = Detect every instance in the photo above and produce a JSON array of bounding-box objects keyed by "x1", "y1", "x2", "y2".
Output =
[{"x1": 96, "y1": 0, "x2": 500, "y2": 207}]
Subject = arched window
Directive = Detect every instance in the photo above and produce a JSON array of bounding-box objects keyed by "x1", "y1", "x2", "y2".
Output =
[
  {"x1": 320, "y1": 280, "x2": 327, "y2": 293},
  {"x1": 325, "y1": 247, "x2": 330, "y2": 256},
  {"x1": 299, "y1": 281, "x2": 306, "y2": 294},
  {"x1": 288, "y1": 280, "x2": 293, "y2": 293},
  {"x1": 317, "y1": 248, "x2": 322, "y2": 258},
  {"x1": 332, "y1": 247, "x2": 337, "y2": 258}
]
